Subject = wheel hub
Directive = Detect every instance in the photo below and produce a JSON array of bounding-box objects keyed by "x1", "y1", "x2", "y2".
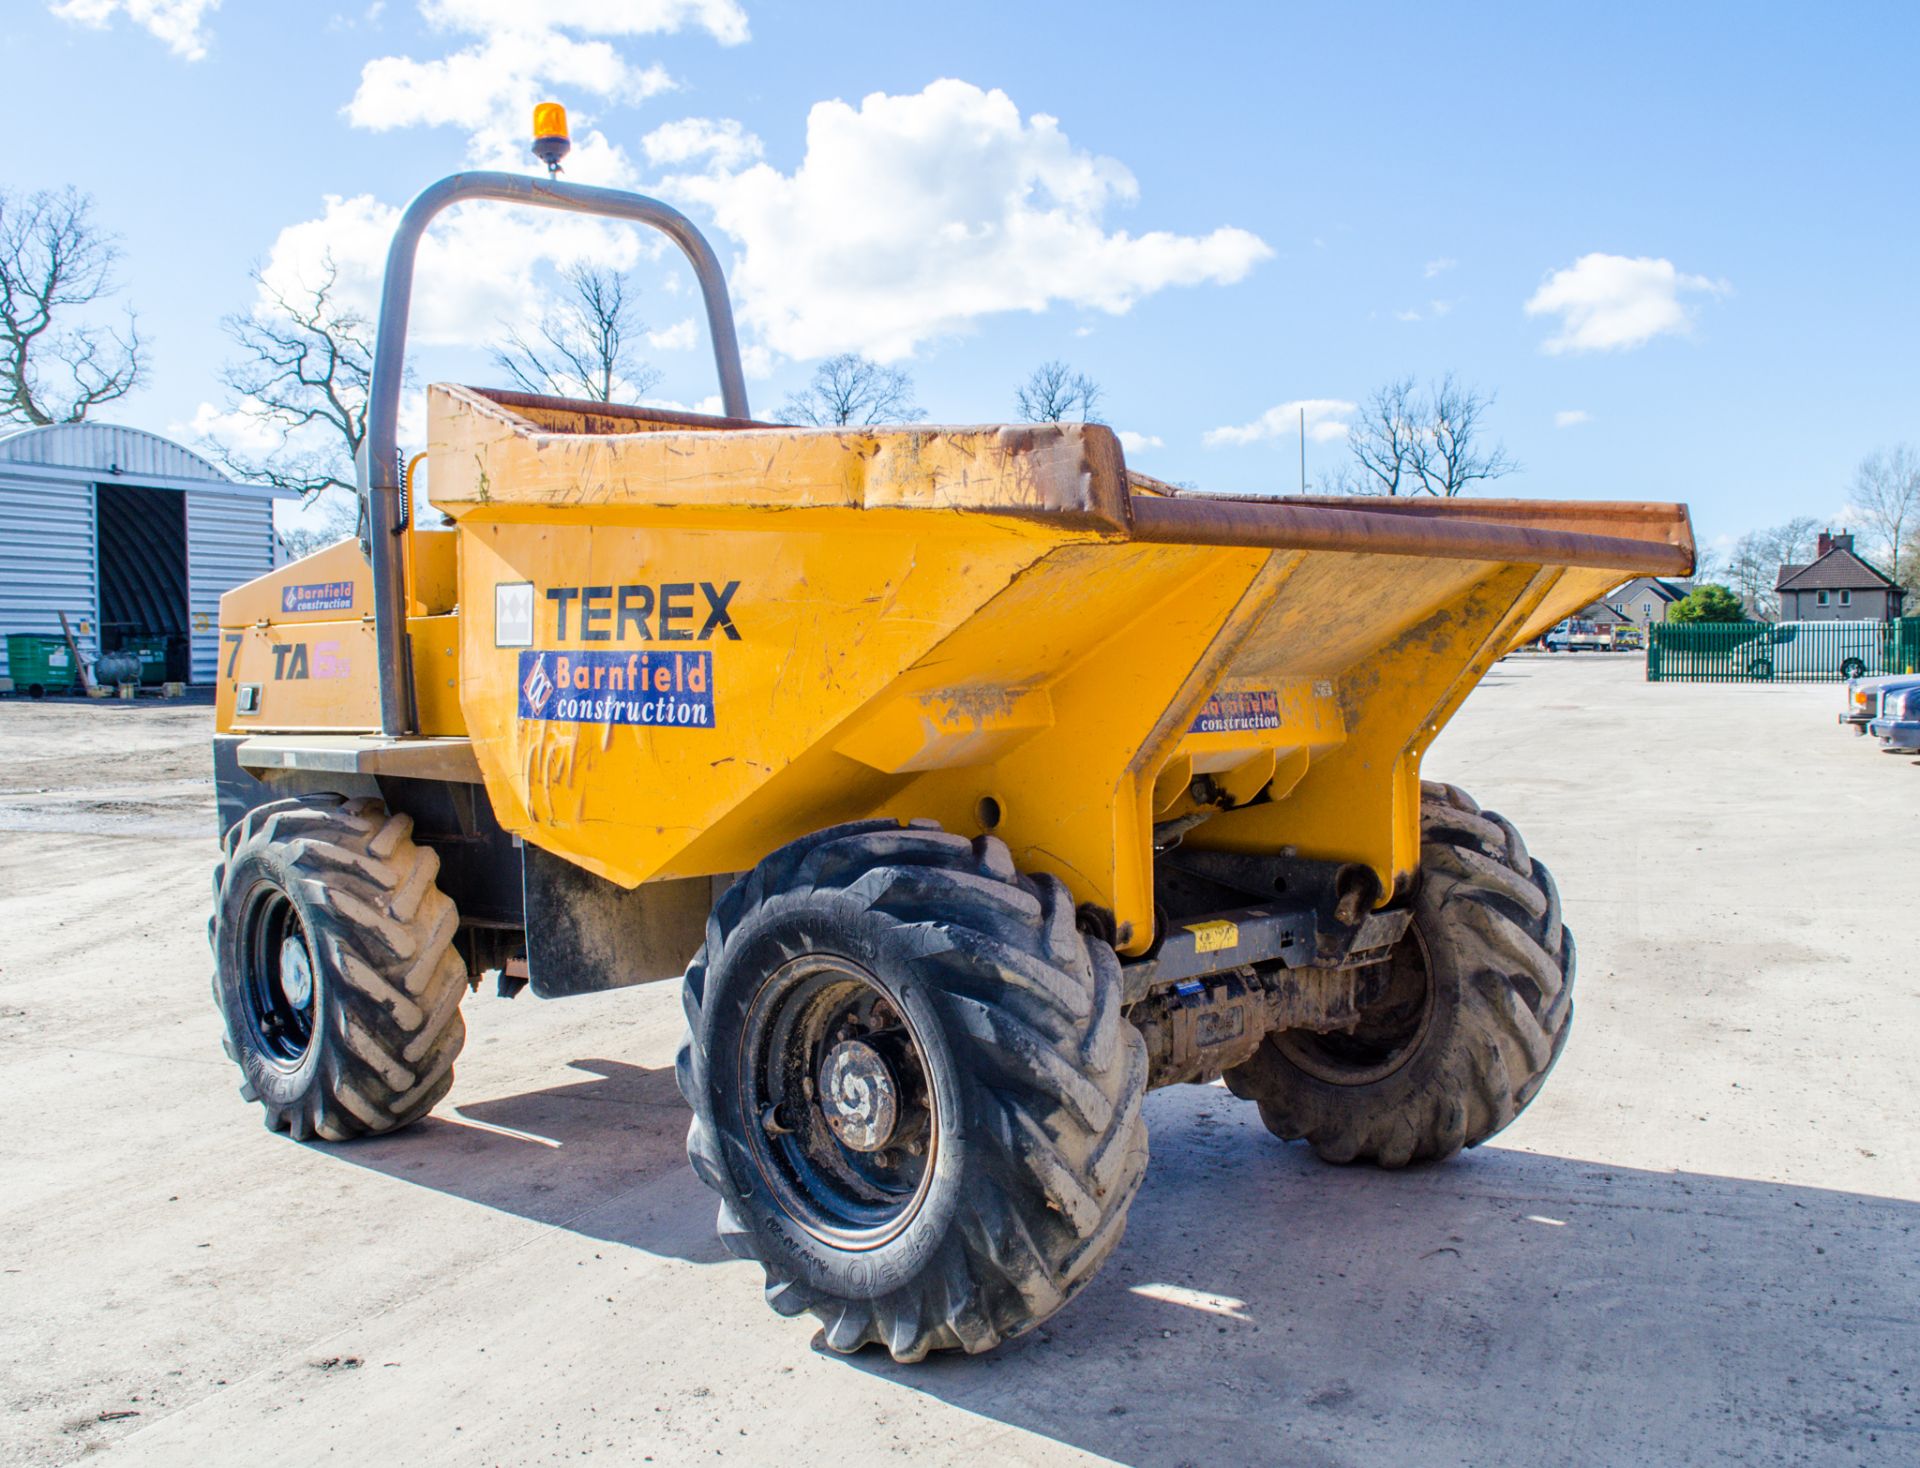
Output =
[
  {"x1": 278, "y1": 935, "x2": 315, "y2": 1011},
  {"x1": 818, "y1": 1039, "x2": 898, "y2": 1152}
]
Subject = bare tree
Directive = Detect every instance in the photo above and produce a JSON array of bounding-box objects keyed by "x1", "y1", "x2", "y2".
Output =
[
  {"x1": 1409, "y1": 373, "x2": 1519, "y2": 497},
  {"x1": 1764, "y1": 516, "x2": 1823, "y2": 568},
  {"x1": 1724, "y1": 532, "x2": 1777, "y2": 617},
  {"x1": 204, "y1": 259, "x2": 373, "y2": 503},
  {"x1": 1726, "y1": 516, "x2": 1822, "y2": 618},
  {"x1": 779, "y1": 353, "x2": 924, "y2": 426},
  {"x1": 0, "y1": 187, "x2": 144, "y2": 425},
  {"x1": 276, "y1": 492, "x2": 359, "y2": 559},
  {"x1": 1015, "y1": 360, "x2": 1103, "y2": 423},
  {"x1": 1346, "y1": 376, "x2": 1421, "y2": 495},
  {"x1": 491, "y1": 264, "x2": 660, "y2": 404},
  {"x1": 1849, "y1": 444, "x2": 1920, "y2": 586}
]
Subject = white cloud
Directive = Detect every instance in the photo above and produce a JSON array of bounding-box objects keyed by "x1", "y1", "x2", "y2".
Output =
[
  {"x1": 1395, "y1": 308, "x2": 1422, "y2": 323},
  {"x1": 1424, "y1": 257, "x2": 1457, "y2": 278},
  {"x1": 347, "y1": 31, "x2": 673, "y2": 140},
  {"x1": 1525, "y1": 252, "x2": 1728, "y2": 354},
  {"x1": 271, "y1": 0, "x2": 746, "y2": 362},
  {"x1": 1205, "y1": 399, "x2": 1355, "y2": 448},
  {"x1": 647, "y1": 317, "x2": 698, "y2": 351},
  {"x1": 258, "y1": 193, "x2": 650, "y2": 349},
  {"x1": 420, "y1": 0, "x2": 747, "y2": 44},
  {"x1": 1116, "y1": 430, "x2": 1162, "y2": 455},
  {"x1": 181, "y1": 399, "x2": 284, "y2": 460},
  {"x1": 49, "y1": 0, "x2": 217, "y2": 59},
  {"x1": 1554, "y1": 409, "x2": 1592, "y2": 428},
  {"x1": 642, "y1": 117, "x2": 763, "y2": 171},
  {"x1": 660, "y1": 80, "x2": 1272, "y2": 361}
]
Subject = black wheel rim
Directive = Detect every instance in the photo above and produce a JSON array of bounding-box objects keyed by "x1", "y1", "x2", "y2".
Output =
[
  {"x1": 240, "y1": 881, "x2": 317, "y2": 1067},
  {"x1": 739, "y1": 956, "x2": 938, "y2": 1250},
  {"x1": 1274, "y1": 922, "x2": 1435, "y2": 1086}
]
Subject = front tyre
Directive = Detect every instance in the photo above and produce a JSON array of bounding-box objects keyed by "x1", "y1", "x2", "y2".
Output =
[
  {"x1": 677, "y1": 821, "x2": 1149, "y2": 1362},
  {"x1": 211, "y1": 796, "x2": 469, "y2": 1141},
  {"x1": 1226, "y1": 782, "x2": 1574, "y2": 1167}
]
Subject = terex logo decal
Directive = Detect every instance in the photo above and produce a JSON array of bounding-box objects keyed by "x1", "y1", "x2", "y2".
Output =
[
  {"x1": 517, "y1": 650, "x2": 713, "y2": 728},
  {"x1": 545, "y1": 581, "x2": 740, "y2": 642}
]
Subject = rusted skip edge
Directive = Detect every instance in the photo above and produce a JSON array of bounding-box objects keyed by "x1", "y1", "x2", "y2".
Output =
[{"x1": 1127, "y1": 494, "x2": 1694, "y2": 576}]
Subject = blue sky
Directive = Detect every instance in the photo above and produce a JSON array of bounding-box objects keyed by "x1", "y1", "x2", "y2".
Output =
[{"x1": 6, "y1": 0, "x2": 1917, "y2": 559}]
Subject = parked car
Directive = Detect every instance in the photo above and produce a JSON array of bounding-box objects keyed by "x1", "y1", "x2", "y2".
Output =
[
  {"x1": 1839, "y1": 673, "x2": 1920, "y2": 734},
  {"x1": 1742, "y1": 620, "x2": 1891, "y2": 680},
  {"x1": 1867, "y1": 684, "x2": 1920, "y2": 753}
]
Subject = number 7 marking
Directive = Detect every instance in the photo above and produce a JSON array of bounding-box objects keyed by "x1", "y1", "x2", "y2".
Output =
[{"x1": 223, "y1": 632, "x2": 243, "y2": 678}]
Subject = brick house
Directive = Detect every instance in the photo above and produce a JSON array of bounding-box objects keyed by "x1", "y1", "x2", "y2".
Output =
[
  {"x1": 1774, "y1": 531, "x2": 1906, "y2": 622},
  {"x1": 1600, "y1": 576, "x2": 1696, "y2": 628}
]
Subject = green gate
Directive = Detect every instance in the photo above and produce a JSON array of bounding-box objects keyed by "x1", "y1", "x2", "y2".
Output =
[{"x1": 1647, "y1": 618, "x2": 1920, "y2": 683}]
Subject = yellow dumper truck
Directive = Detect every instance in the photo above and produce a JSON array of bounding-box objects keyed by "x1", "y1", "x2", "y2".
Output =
[{"x1": 208, "y1": 138, "x2": 1693, "y2": 1361}]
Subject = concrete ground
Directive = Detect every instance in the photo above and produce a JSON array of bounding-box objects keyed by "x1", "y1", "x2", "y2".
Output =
[{"x1": 1, "y1": 659, "x2": 1915, "y2": 1467}]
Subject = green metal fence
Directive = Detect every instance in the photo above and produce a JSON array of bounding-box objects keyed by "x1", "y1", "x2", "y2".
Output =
[{"x1": 1647, "y1": 618, "x2": 1920, "y2": 683}]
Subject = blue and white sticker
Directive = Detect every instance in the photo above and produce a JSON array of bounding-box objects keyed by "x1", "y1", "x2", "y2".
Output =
[
  {"x1": 518, "y1": 650, "x2": 714, "y2": 728},
  {"x1": 282, "y1": 581, "x2": 356, "y2": 614},
  {"x1": 1189, "y1": 688, "x2": 1281, "y2": 734}
]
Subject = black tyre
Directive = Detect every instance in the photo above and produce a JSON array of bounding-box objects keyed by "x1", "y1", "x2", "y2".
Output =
[
  {"x1": 677, "y1": 820, "x2": 1149, "y2": 1361},
  {"x1": 1748, "y1": 655, "x2": 1774, "y2": 679},
  {"x1": 1225, "y1": 782, "x2": 1573, "y2": 1167},
  {"x1": 1840, "y1": 657, "x2": 1867, "y2": 680},
  {"x1": 210, "y1": 796, "x2": 469, "y2": 1141}
]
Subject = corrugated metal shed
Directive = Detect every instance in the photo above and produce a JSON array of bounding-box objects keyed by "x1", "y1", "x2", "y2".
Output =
[
  {"x1": 0, "y1": 421, "x2": 291, "y2": 686},
  {"x1": 186, "y1": 490, "x2": 282, "y2": 683}
]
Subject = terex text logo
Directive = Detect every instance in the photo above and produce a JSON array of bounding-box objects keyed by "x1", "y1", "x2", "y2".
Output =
[{"x1": 545, "y1": 581, "x2": 740, "y2": 642}]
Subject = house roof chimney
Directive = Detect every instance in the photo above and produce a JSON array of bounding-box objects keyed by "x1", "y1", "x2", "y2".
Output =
[{"x1": 1817, "y1": 529, "x2": 1833, "y2": 557}]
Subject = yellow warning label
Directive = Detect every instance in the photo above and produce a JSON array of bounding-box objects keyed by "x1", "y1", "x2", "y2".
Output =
[{"x1": 1185, "y1": 919, "x2": 1239, "y2": 954}]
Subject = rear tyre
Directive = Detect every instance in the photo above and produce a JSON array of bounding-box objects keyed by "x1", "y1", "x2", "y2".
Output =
[
  {"x1": 677, "y1": 820, "x2": 1149, "y2": 1361},
  {"x1": 1225, "y1": 781, "x2": 1574, "y2": 1167},
  {"x1": 1840, "y1": 657, "x2": 1867, "y2": 680},
  {"x1": 210, "y1": 796, "x2": 469, "y2": 1141}
]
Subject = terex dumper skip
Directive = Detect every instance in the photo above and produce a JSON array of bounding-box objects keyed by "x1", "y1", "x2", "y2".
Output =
[{"x1": 208, "y1": 119, "x2": 1694, "y2": 1362}]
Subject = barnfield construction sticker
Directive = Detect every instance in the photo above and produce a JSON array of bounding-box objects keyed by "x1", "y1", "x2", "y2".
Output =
[
  {"x1": 1189, "y1": 688, "x2": 1281, "y2": 734},
  {"x1": 518, "y1": 650, "x2": 714, "y2": 728},
  {"x1": 281, "y1": 581, "x2": 356, "y2": 614}
]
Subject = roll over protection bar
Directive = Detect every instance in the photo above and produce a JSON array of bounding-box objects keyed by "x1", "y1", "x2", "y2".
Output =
[{"x1": 360, "y1": 172, "x2": 751, "y2": 737}]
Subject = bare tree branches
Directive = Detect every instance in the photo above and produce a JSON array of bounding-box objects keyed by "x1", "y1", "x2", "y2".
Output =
[
  {"x1": 205, "y1": 259, "x2": 374, "y2": 503},
  {"x1": 1726, "y1": 516, "x2": 1821, "y2": 617},
  {"x1": 0, "y1": 187, "x2": 144, "y2": 425},
  {"x1": 276, "y1": 491, "x2": 360, "y2": 560},
  {"x1": 1328, "y1": 374, "x2": 1517, "y2": 497},
  {"x1": 490, "y1": 264, "x2": 661, "y2": 404},
  {"x1": 1015, "y1": 360, "x2": 1103, "y2": 423},
  {"x1": 1409, "y1": 372, "x2": 1519, "y2": 497},
  {"x1": 1346, "y1": 376, "x2": 1421, "y2": 495},
  {"x1": 1849, "y1": 444, "x2": 1920, "y2": 587},
  {"x1": 779, "y1": 353, "x2": 925, "y2": 426}
]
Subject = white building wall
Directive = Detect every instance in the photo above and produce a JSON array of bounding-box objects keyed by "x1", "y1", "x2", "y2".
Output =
[
  {"x1": 186, "y1": 489, "x2": 279, "y2": 683},
  {"x1": 0, "y1": 470, "x2": 97, "y2": 683}
]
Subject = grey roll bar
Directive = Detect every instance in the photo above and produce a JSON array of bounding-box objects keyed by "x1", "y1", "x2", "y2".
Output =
[{"x1": 361, "y1": 172, "x2": 752, "y2": 737}]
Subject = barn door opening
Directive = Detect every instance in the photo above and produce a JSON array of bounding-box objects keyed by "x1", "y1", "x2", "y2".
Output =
[{"x1": 95, "y1": 482, "x2": 190, "y2": 684}]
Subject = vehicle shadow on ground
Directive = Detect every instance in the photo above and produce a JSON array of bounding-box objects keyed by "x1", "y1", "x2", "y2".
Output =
[
  {"x1": 330, "y1": 1056, "x2": 733, "y2": 1263},
  {"x1": 327, "y1": 1064, "x2": 1917, "y2": 1466}
]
